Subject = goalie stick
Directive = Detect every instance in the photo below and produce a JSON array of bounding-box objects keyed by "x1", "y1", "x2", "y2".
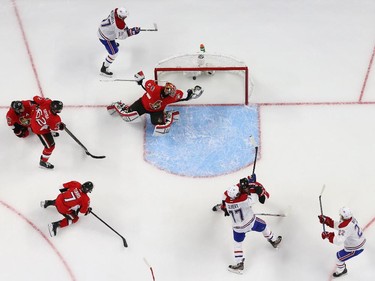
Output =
[
  {"x1": 319, "y1": 184, "x2": 326, "y2": 232},
  {"x1": 100, "y1": 78, "x2": 137, "y2": 82},
  {"x1": 90, "y1": 210, "x2": 128, "y2": 248},
  {"x1": 140, "y1": 23, "x2": 158, "y2": 31},
  {"x1": 64, "y1": 127, "x2": 106, "y2": 159}
]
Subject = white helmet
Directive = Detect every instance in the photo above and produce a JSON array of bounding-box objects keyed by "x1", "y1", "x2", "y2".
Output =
[
  {"x1": 339, "y1": 207, "x2": 352, "y2": 220},
  {"x1": 117, "y1": 7, "x2": 129, "y2": 19},
  {"x1": 227, "y1": 185, "x2": 240, "y2": 199}
]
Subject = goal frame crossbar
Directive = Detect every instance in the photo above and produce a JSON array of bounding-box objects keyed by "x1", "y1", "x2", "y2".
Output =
[{"x1": 154, "y1": 66, "x2": 250, "y2": 105}]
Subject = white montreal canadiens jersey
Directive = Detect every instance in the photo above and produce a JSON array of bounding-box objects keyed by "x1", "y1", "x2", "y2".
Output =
[
  {"x1": 97, "y1": 10, "x2": 128, "y2": 41},
  {"x1": 334, "y1": 217, "x2": 366, "y2": 251},
  {"x1": 224, "y1": 193, "x2": 258, "y2": 233}
]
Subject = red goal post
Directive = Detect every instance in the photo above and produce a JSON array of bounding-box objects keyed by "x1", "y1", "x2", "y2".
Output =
[{"x1": 154, "y1": 53, "x2": 253, "y2": 105}]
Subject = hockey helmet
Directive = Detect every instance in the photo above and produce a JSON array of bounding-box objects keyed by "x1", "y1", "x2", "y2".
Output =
[
  {"x1": 339, "y1": 207, "x2": 352, "y2": 220},
  {"x1": 239, "y1": 177, "x2": 249, "y2": 188},
  {"x1": 163, "y1": 82, "x2": 176, "y2": 97},
  {"x1": 11, "y1": 101, "x2": 24, "y2": 113},
  {"x1": 82, "y1": 181, "x2": 94, "y2": 193},
  {"x1": 117, "y1": 7, "x2": 129, "y2": 19},
  {"x1": 50, "y1": 100, "x2": 63, "y2": 114},
  {"x1": 227, "y1": 185, "x2": 240, "y2": 199}
]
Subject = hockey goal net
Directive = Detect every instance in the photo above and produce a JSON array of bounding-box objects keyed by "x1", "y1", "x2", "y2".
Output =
[{"x1": 154, "y1": 53, "x2": 253, "y2": 105}]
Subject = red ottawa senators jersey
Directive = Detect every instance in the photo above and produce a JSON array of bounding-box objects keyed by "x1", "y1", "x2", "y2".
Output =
[
  {"x1": 55, "y1": 181, "x2": 90, "y2": 215},
  {"x1": 30, "y1": 96, "x2": 62, "y2": 134},
  {"x1": 6, "y1": 100, "x2": 36, "y2": 127},
  {"x1": 141, "y1": 80, "x2": 183, "y2": 112}
]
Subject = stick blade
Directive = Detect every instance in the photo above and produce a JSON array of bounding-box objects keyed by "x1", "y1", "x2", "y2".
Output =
[
  {"x1": 86, "y1": 151, "x2": 106, "y2": 159},
  {"x1": 122, "y1": 238, "x2": 128, "y2": 248},
  {"x1": 153, "y1": 23, "x2": 158, "y2": 31},
  {"x1": 320, "y1": 184, "x2": 326, "y2": 196}
]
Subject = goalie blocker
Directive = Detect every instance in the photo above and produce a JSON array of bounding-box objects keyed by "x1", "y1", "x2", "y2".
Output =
[{"x1": 107, "y1": 70, "x2": 203, "y2": 136}]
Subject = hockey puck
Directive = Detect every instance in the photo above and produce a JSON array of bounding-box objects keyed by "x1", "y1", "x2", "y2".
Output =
[{"x1": 193, "y1": 76, "x2": 196, "y2": 80}]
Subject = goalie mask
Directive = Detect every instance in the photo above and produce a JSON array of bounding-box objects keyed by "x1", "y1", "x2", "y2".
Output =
[{"x1": 162, "y1": 82, "x2": 176, "y2": 98}]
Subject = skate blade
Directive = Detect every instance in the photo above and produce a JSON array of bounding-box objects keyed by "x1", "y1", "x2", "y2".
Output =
[
  {"x1": 228, "y1": 268, "x2": 243, "y2": 275},
  {"x1": 47, "y1": 224, "x2": 55, "y2": 237},
  {"x1": 100, "y1": 72, "x2": 113, "y2": 78}
]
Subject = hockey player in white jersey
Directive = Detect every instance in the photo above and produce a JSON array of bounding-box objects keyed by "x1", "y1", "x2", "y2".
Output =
[
  {"x1": 217, "y1": 180, "x2": 282, "y2": 274},
  {"x1": 319, "y1": 207, "x2": 366, "y2": 278},
  {"x1": 98, "y1": 7, "x2": 140, "y2": 76}
]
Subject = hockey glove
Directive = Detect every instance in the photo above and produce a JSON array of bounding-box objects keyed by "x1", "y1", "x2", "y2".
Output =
[
  {"x1": 318, "y1": 215, "x2": 334, "y2": 228},
  {"x1": 186, "y1": 89, "x2": 193, "y2": 100},
  {"x1": 221, "y1": 200, "x2": 230, "y2": 216},
  {"x1": 191, "y1": 85, "x2": 204, "y2": 99},
  {"x1": 13, "y1": 124, "x2": 29, "y2": 138},
  {"x1": 58, "y1": 122, "x2": 66, "y2": 130},
  {"x1": 249, "y1": 173, "x2": 256, "y2": 183},
  {"x1": 321, "y1": 231, "x2": 334, "y2": 243},
  {"x1": 85, "y1": 207, "x2": 92, "y2": 216},
  {"x1": 127, "y1": 27, "x2": 141, "y2": 36},
  {"x1": 134, "y1": 71, "x2": 145, "y2": 85}
]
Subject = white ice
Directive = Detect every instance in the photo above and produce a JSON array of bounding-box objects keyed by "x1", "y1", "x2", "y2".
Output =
[{"x1": 0, "y1": 0, "x2": 374, "y2": 280}]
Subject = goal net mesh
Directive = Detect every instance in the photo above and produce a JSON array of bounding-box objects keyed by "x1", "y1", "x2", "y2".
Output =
[{"x1": 154, "y1": 53, "x2": 253, "y2": 105}]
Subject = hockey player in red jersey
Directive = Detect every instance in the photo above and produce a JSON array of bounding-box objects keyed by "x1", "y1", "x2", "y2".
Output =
[
  {"x1": 30, "y1": 96, "x2": 65, "y2": 169},
  {"x1": 107, "y1": 71, "x2": 203, "y2": 135},
  {"x1": 6, "y1": 100, "x2": 36, "y2": 138},
  {"x1": 41, "y1": 181, "x2": 93, "y2": 237},
  {"x1": 318, "y1": 207, "x2": 366, "y2": 278},
  {"x1": 213, "y1": 174, "x2": 282, "y2": 274},
  {"x1": 98, "y1": 7, "x2": 141, "y2": 76}
]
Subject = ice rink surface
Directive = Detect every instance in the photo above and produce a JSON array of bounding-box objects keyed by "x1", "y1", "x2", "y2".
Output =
[{"x1": 0, "y1": 0, "x2": 375, "y2": 280}]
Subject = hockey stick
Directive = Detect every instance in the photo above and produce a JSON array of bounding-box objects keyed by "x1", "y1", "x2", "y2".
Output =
[
  {"x1": 249, "y1": 136, "x2": 258, "y2": 176},
  {"x1": 90, "y1": 210, "x2": 128, "y2": 248},
  {"x1": 140, "y1": 23, "x2": 158, "y2": 31},
  {"x1": 143, "y1": 258, "x2": 156, "y2": 281},
  {"x1": 64, "y1": 127, "x2": 106, "y2": 159},
  {"x1": 319, "y1": 184, "x2": 326, "y2": 232},
  {"x1": 100, "y1": 78, "x2": 137, "y2": 82},
  {"x1": 255, "y1": 213, "x2": 286, "y2": 217}
]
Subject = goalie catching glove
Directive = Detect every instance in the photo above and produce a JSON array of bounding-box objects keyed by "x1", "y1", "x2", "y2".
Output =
[{"x1": 186, "y1": 85, "x2": 204, "y2": 100}]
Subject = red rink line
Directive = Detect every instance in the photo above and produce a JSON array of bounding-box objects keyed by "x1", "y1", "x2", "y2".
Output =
[
  {"x1": 11, "y1": 0, "x2": 44, "y2": 98},
  {"x1": 359, "y1": 45, "x2": 375, "y2": 102},
  {"x1": 0, "y1": 199, "x2": 76, "y2": 281}
]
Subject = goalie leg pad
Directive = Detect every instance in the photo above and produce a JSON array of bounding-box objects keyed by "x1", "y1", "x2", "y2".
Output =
[
  {"x1": 153, "y1": 113, "x2": 176, "y2": 136},
  {"x1": 120, "y1": 110, "x2": 140, "y2": 122},
  {"x1": 166, "y1": 110, "x2": 180, "y2": 122},
  {"x1": 107, "y1": 104, "x2": 117, "y2": 115}
]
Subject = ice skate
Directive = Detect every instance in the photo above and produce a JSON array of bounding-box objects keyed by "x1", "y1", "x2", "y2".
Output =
[
  {"x1": 40, "y1": 200, "x2": 55, "y2": 208},
  {"x1": 228, "y1": 258, "x2": 244, "y2": 274},
  {"x1": 269, "y1": 236, "x2": 282, "y2": 248},
  {"x1": 48, "y1": 221, "x2": 59, "y2": 237},
  {"x1": 39, "y1": 160, "x2": 54, "y2": 169},
  {"x1": 100, "y1": 62, "x2": 113, "y2": 77},
  {"x1": 333, "y1": 265, "x2": 347, "y2": 278},
  {"x1": 212, "y1": 203, "x2": 222, "y2": 211}
]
